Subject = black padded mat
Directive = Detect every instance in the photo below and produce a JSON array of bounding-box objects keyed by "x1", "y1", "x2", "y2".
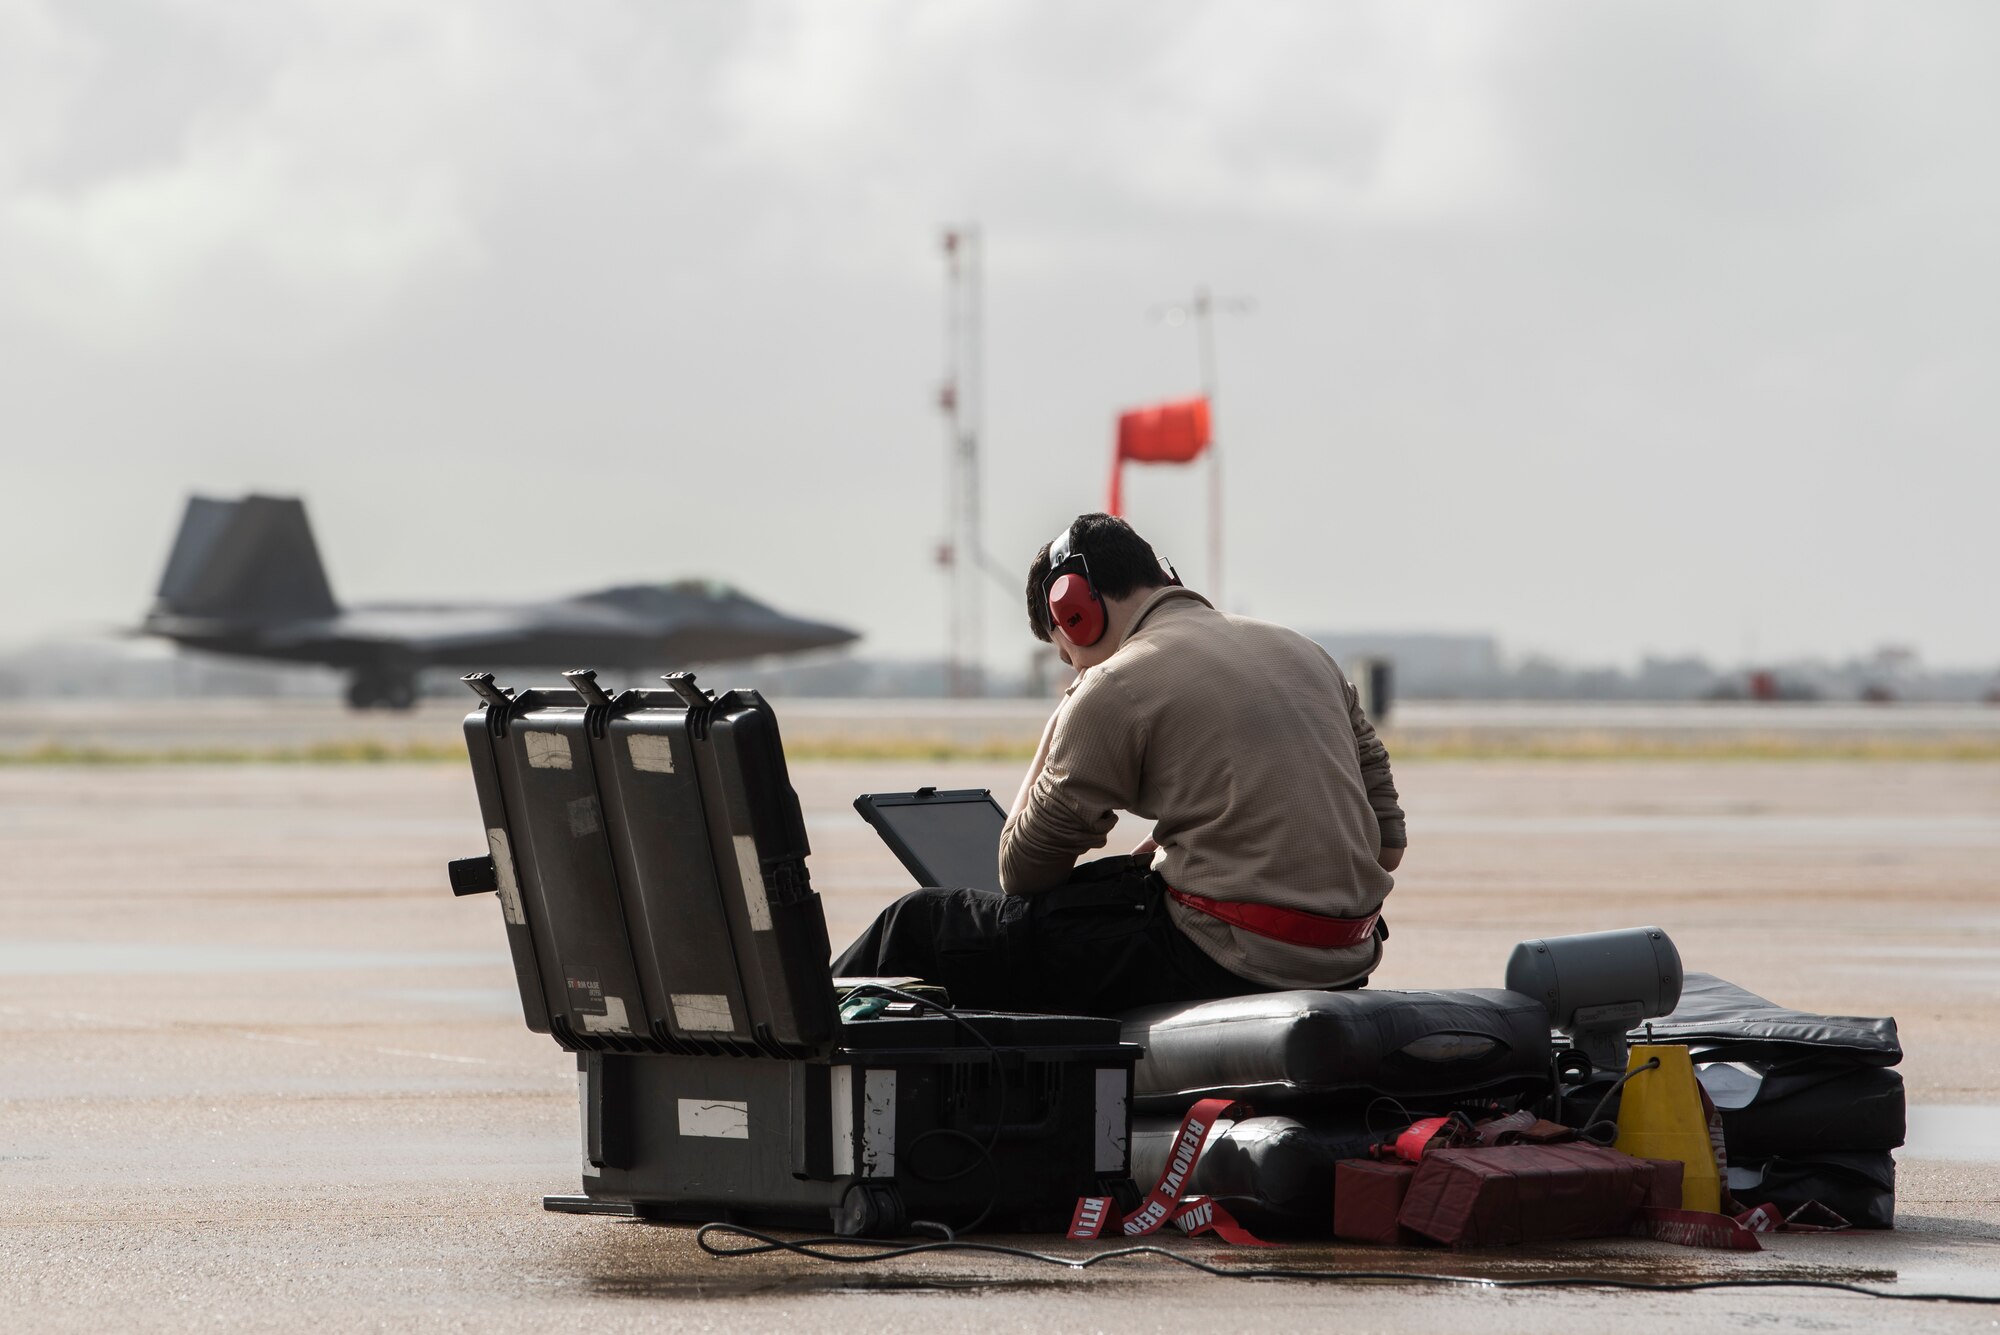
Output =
[{"x1": 1120, "y1": 987, "x2": 1552, "y2": 1112}]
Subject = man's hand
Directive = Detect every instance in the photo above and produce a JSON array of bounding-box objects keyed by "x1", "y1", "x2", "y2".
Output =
[{"x1": 1377, "y1": 844, "x2": 1405, "y2": 872}]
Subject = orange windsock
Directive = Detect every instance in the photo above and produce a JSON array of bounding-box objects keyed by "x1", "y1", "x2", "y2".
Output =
[{"x1": 1109, "y1": 396, "x2": 1211, "y2": 515}]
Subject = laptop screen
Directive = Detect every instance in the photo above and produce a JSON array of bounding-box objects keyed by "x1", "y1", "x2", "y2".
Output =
[{"x1": 854, "y1": 789, "x2": 1008, "y2": 894}]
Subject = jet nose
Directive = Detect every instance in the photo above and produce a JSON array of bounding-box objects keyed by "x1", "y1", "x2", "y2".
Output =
[{"x1": 776, "y1": 617, "x2": 860, "y2": 653}]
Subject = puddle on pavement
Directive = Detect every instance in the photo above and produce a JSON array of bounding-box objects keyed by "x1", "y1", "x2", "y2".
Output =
[
  {"x1": 570, "y1": 1223, "x2": 1920, "y2": 1304},
  {"x1": 1141, "y1": 1243, "x2": 1899, "y2": 1288},
  {"x1": 0, "y1": 940, "x2": 506, "y2": 976},
  {"x1": 1887, "y1": 1263, "x2": 2000, "y2": 1294},
  {"x1": 588, "y1": 1271, "x2": 1115, "y2": 1300},
  {"x1": 581, "y1": 1255, "x2": 1913, "y2": 1303},
  {"x1": 1906, "y1": 1105, "x2": 2000, "y2": 1161}
]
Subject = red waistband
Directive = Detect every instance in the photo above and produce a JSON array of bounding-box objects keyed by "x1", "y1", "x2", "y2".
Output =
[{"x1": 1167, "y1": 888, "x2": 1379, "y2": 949}]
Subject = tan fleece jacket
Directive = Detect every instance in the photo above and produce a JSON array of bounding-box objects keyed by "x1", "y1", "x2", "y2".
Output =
[{"x1": 998, "y1": 586, "x2": 1405, "y2": 989}]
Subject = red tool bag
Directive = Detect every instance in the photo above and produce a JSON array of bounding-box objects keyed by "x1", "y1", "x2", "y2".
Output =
[
  {"x1": 1396, "y1": 1144, "x2": 1671, "y2": 1248},
  {"x1": 1332, "y1": 1160, "x2": 1423, "y2": 1247}
]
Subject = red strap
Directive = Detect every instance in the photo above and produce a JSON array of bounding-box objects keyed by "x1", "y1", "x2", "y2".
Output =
[
  {"x1": 1391, "y1": 1115, "x2": 1472, "y2": 1162},
  {"x1": 1067, "y1": 1097, "x2": 1275, "y2": 1248},
  {"x1": 1634, "y1": 1200, "x2": 1851, "y2": 1250},
  {"x1": 1068, "y1": 1194, "x2": 1117, "y2": 1239},
  {"x1": 1633, "y1": 1207, "x2": 1765, "y2": 1251},
  {"x1": 1068, "y1": 1193, "x2": 1270, "y2": 1246},
  {"x1": 1172, "y1": 1195, "x2": 1270, "y2": 1246},
  {"x1": 1734, "y1": 1202, "x2": 1782, "y2": 1234},
  {"x1": 1736, "y1": 1199, "x2": 1851, "y2": 1233},
  {"x1": 1168, "y1": 888, "x2": 1379, "y2": 949}
]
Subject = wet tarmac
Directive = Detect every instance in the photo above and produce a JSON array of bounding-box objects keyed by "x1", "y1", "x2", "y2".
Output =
[
  {"x1": 6, "y1": 695, "x2": 2000, "y2": 757},
  {"x1": 1907, "y1": 1105, "x2": 2000, "y2": 1161},
  {"x1": 4, "y1": 737, "x2": 2000, "y2": 1330}
]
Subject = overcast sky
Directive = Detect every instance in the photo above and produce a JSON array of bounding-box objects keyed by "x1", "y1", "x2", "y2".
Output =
[{"x1": 3, "y1": 1, "x2": 1995, "y2": 671}]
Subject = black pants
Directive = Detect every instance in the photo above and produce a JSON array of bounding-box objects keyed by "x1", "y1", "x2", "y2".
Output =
[{"x1": 831, "y1": 856, "x2": 1268, "y2": 1015}]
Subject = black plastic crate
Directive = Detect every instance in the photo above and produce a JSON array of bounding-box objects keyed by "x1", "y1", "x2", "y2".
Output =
[
  {"x1": 570, "y1": 1008, "x2": 1135, "y2": 1233},
  {"x1": 453, "y1": 671, "x2": 1141, "y2": 1235}
]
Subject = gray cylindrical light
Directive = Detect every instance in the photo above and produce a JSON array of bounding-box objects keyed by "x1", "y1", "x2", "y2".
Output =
[{"x1": 1505, "y1": 926, "x2": 1683, "y2": 1073}]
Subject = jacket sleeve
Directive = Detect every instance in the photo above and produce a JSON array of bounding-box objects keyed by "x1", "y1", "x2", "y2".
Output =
[
  {"x1": 998, "y1": 671, "x2": 1145, "y2": 895},
  {"x1": 1345, "y1": 674, "x2": 1407, "y2": 848}
]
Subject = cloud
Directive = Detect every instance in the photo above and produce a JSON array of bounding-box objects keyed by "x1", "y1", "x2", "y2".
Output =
[
  {"x1": 0, "y1": 1, "x2": 634, "y2": 350},
  {"x1": 1, "y1": 0, "x2": 1996, "y2": 665},
  {"x1": 711, "y1": 1, "x2": 1527, "y2": 256}
]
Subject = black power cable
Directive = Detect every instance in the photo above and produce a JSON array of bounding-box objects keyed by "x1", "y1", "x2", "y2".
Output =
[
  {"x1": 693, "y1": 1224, "x2": 2000, "y2": 1306},
  {"x1": 1576, "y1": 1056, "x2": 1661, "y2": 1146}
]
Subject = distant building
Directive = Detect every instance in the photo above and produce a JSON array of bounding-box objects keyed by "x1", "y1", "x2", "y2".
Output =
[{"x1": 1307, "y1": 632, "x2": 1503, "y2": 695}]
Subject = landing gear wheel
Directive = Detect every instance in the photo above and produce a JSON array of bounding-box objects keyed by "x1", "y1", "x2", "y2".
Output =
[{"x1": 345, "y1": 671, "x2": 417, "y2": 711}]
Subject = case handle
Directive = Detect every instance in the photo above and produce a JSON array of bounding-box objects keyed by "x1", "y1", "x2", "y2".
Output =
[
  {"x1": 562, "y1": 667, "x2": 614, "y2": 708},
  {"x1": 662, "y1": 671, "x2": 713, "y2": 710}
]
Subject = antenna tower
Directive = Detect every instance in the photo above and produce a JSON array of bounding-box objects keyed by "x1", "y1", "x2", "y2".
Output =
[
  {"x1": 938, "y1": 226, "x2": 984, "y2": 697},
  {"x1": 1151, "y1": 284, "x2": 1254, "y2": 607}
]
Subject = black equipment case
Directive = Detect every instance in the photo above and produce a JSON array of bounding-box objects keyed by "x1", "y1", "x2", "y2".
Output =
[
  {"x1": 451, "y1": 670, "x2": 1139, "y2": 1235},
  {"x1": 1119, "y1": 987, "x2": 1553, "y2": 1115}
]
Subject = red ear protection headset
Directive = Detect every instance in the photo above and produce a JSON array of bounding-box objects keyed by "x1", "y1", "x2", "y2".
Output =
[
  {"x1": 1042, "y1": 520, "x2": 1184, "y2": 649},
  {"x1": 1043, "y1": 522, "x2": 1106, "y2": 648}
]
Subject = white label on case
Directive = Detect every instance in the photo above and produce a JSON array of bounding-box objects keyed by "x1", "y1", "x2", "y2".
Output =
[
  {"x1": 671, "y1": 993, "x2": 734, "y2": 1032},
  {"x1": 830, "y1": 1066, "x2": 855, "y2": 1176},
  {"x1": 487, "y1": 828, "x2": 525, "y2": 925},
  {"x1": 734, "y1": 835, "x2": 773, "y2": 931},
  {"x1": 579, "y1": 995, "x2": 631, "y2": 1034},
  {"x1": 861, "y1": 1069, "x2": 896, "y2": 1179},
  {"x1": 677, "y1": 1098, "x2": 749, "y2": 1139},
  {"x1": 579, "y1": 1071, "x2": 599, "y2": 1177},
  {"x1": 1094, "y1": 1067, "x2": 1129, "y2": 1172},
  {"x1": 627, "y1": 734, "x2": 676, "y2": 773},
  {"x1": 523, "y1": 730, "x2": 572, "y2": 769}
]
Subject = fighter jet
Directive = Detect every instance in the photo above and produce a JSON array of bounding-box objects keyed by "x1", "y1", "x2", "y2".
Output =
[{"x1": 142, "y1": 495, "x2": 857, "y2": 709}]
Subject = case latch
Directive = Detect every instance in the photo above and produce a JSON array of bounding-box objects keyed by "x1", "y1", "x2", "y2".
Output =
[{"x1": 447, "y1": 855, "x2": 499, "y2": 896}]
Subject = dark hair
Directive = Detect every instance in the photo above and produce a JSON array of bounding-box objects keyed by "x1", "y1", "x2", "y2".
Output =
[{"x1": 1024, "y1": 513, "x2": 1170, "y2": 642}]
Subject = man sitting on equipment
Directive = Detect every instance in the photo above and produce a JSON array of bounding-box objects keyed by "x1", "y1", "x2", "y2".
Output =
[{"x1": 834, "y1": 513, "x2": 1405, "y2": 1014}]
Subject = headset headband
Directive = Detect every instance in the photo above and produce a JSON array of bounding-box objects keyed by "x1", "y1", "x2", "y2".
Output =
[
  {"x1": 1042, "y1": 518, "x2": 1184, "y2": 636},
  {"x1": 1048, "y1": 521, "x2": 1078, "y2": 570},
  {"x1": 1041, "y1": 521, "x2": 1090, "y2": 639},
  {"x1": 1048, "y1": 520, "x2": 1182, "y2": 589}
]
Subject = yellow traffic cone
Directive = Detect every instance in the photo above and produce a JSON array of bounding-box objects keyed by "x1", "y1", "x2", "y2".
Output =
[{"x1": 1613, "y1": 1044, "x2": 1723, "y2": 1213}]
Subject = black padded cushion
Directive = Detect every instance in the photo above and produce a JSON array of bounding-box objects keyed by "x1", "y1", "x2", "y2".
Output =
[
  {"x1": 1120, "y1": 988, "x2": 1552, "y2": 1114},
  {"x1": 1729, "y1": 1151, "x2": 1896, "y2": 1229},
  {"x1": 1130, "y1": 1113, "x2": 1382, "y2": 1234},
  {"x1": 1649, "y1": 972, "x2": 1902, "y2": 1066},
  {"x1": 1701, "y1": 1059, "x2": 1905, "y2": 1156}
]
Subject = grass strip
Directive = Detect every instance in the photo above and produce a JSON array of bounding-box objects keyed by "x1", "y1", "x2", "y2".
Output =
[
  {"x1": 0, "y1": 738, "x2": 1039, "y2": 766},
  {"x1": 0, "y1": 740, "x2": 470, "y2": 766},
  {"x1": 1387, "y1": 730, "x2": 2000, "y2": 762},
  {"x1": 6, "y1": 732, "x2": 2000, "y2": 765}
]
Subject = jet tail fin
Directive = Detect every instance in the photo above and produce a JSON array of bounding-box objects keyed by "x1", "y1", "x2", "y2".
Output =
[{"x1": 153, "y1": 495, "x2": 340, "y2": 622}]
